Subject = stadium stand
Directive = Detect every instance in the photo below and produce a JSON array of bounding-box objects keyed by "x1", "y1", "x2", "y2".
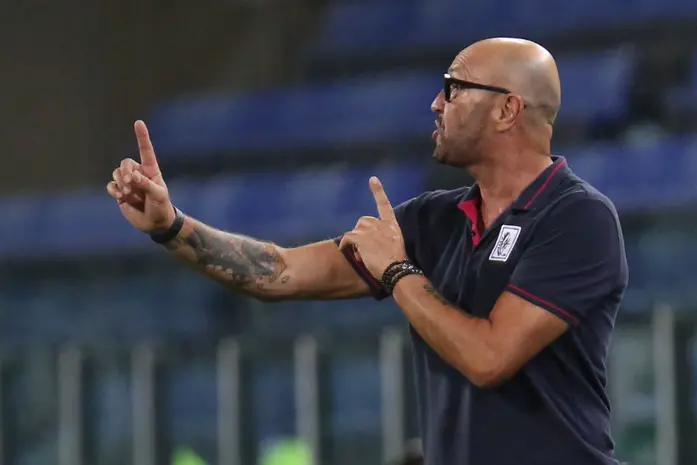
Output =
[
  {"x1": 145, "y1": 49, "x2": 636, "y2": 160},
  {"x1": 4, "y1": 0, "x2": 697, "y2": 463}
]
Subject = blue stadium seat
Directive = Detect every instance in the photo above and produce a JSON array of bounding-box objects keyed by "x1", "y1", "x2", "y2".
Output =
[
  {"x1": 5, "y1": 138, "x2": 697, "y2": 261},
  {"x1": 306, "y1": 2, "x2": 418, "y2": 57},
  {"x1": 147, "y1": 73, "x2": 441, "y2": 158},
  {"x1": 147, "y1": 50, "x2": 633, "y2": 159},
  {"x1": 556, "y1": 48, "x2": 635, "y2": 122},
  {"x1": 663, "y1": 52, "x2": 697, "y2": 112},
  {"x1": 564, "y1": 134, "x2": 697, "y2": 212},
  {"x1": 308, "y1": 0, "x2": 695, "y2": 60},
  {"x1": 0, "y1": 162, "x2": 427, "y2": 258}
]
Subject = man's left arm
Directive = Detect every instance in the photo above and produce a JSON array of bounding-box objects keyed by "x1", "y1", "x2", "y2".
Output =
[
  {"x1": 391, "y1": 197, "x2": 627, "y2": 388},
  {"x1": 391, "y1": 275, "x2": 568, "y2": 387}
]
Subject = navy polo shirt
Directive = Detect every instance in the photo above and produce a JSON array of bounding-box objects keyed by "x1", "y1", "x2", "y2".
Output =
[{"x1": 337, "y1": 156, "x2": 629, "y2": 465}]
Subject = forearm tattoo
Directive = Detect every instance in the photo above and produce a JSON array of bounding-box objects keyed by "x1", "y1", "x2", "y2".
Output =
[
  {"x1": 166, "y1": 224, "x2": 288, "y2": 292},
  {"x1": 424, "y1": 283, "x2": 451, "y2": 306}
]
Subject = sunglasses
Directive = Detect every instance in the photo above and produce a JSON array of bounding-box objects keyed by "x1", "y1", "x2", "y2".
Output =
[{"x1": 443, "y1": 73, "x2": 511, "y2": 103}]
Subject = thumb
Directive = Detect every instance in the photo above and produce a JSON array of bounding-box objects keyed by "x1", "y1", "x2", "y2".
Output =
[{"x1": 131, "y1": 171, "x2": 168, "y2": 203}]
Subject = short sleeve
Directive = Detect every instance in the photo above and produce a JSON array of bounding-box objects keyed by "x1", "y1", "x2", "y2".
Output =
[
  {"x1": 506, "y1": 197, "x2": 628, "y2": 326},
  {"x1": 334, "y1": 194, "x2": 424, "y2": 300}
]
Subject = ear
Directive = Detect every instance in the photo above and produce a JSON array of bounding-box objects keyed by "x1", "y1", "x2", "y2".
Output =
[{"x1": 495, "y1": 94, "x2": 525, "y2": 130}]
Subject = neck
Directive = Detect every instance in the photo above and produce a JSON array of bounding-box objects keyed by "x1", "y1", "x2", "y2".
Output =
[{"x1": 469, "y1": 150, "x2": 553, "y2": 212}]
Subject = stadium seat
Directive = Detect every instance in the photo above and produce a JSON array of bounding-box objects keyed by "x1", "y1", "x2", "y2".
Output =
[
  {"x1": 307, "y1": 0, "x2": 695, "y2": 61},
  {"x1": 556, "y1": 48, "x2": 635, "y2": 122},
  {"x1": 147, "y1": 72, "x2": 441, "y2": 158},
  {"x1": 306, "y1": 2, "x2": 419, "y2": 57},
  {"x1": 564, "y1": 134, "x2": 697, "y2": 212},
  {"x1": 147, "y1": 49, "x2": 634, "y2": 160},
  {"x1": 663, "y1": 52, "x2": 697, "y2": 112},
  {"x1": 4, "y1": 139, "x2": 697, "y2": 259},
  {"x1": 0, "y1": 162, "x2": 428, "y2": 258}
]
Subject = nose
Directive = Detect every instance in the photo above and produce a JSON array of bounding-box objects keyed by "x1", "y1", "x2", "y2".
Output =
[{"x1": 431, "y1": 90, "x2": 445, "y2": 114}]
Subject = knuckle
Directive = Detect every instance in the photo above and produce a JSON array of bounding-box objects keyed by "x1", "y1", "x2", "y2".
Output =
[
  {"x1": 112, "y1": 168, "x2": 121, "y2": 181},
  {"x1": 120, "y1": 158, "x2": 138, "y2": 171},
  {"x1": 107, "y1": 182, "x2": 121, "y2": 197}
]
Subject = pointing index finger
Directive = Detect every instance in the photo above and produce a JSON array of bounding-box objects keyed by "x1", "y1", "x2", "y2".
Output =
[
  {"x1": 370, "y1": 176, "x2": 396, "y2": 222},
  {"x1": 134, "y1": 120, "x2": 159, "y2": 168}
]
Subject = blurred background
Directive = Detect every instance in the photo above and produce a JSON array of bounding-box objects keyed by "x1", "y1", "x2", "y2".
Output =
[{"x1": 1, "y1": 0, "x2": 697, "y2": 464}]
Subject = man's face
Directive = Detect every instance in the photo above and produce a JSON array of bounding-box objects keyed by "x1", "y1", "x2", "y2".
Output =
[{"x1": 430, "y1": 59, "x2": 497, "y2": 168}]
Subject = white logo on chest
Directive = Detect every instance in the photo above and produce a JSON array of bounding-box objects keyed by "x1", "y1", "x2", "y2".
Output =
[{"x1": 489, "y1": 225, "x2": 521, "y2": 262}]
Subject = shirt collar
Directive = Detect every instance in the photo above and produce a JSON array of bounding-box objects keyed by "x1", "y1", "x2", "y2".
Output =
[{"x1": 458, "y1": 156, "x2": 570, "y2": 224}]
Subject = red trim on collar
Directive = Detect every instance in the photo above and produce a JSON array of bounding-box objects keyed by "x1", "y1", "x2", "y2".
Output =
[
  {"x1": 458, "y1": 198, "x2": 483, "y2": 246},
  {"x1": 457, "y1": 157, "x2": 566, "y2": 244},
  {"x1": 523, "y1": 159, "x2": 567, "y2": 210}
]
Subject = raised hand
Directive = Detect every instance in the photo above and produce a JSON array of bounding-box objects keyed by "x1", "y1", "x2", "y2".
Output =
[
  {"x1": 106, "y1": 120, "x2": 176, "y2": 233},
  {"x1": 339, "y1": 177, "x2": 407, "y2": 279}
]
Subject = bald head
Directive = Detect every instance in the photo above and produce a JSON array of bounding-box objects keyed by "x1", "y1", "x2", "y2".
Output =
[{"x1": 450, "y1": 38, "x2": 561, "y2": 124}]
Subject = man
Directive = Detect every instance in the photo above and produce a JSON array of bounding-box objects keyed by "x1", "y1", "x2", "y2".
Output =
[{"x1": 107, "y1": 38, "x2": 628, "y2": 465}]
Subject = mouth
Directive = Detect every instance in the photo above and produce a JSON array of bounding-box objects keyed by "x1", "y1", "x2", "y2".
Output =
[{"x1": 432, "y1": 119, "x2": 443, "y2": 141}]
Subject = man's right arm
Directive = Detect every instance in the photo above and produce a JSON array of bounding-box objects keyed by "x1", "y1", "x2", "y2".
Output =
[
  {"x1": 162, "y1": 215, "x2": 372, "y2": 302},
  {"x1": 108, "y1": 121, "x2": 373, "y2": 303}
]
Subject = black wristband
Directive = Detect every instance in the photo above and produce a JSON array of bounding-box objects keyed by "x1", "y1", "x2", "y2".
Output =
[
  {"x1": 381, "y1": 260, "x2": 404, "y2": 283},
  {"x1": 380, "y1": 260, "x2": 424, "y2": 295},
  {"x1": 150, "y1": 206, "x2": 185, "y2": 244}
]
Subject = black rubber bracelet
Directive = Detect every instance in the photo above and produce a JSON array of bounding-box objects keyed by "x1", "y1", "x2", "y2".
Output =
[
  {"x1": 381, "y1": 260, "x2": 424, "y2": 295},
  {"x1": 381, "y1": 260, "x2": 410, "y2": 288},
  {"x1": 385, "y1": 266, "x2": 424, "y2": 295},
  {"x1": 150, "y1": 206, "x2": 185, "y2": 244}
]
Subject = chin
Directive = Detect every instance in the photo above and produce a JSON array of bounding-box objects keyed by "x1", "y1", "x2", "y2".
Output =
[
  {"x1": 432, "y1": 149, "x2": 446, "y2": 164},
  {"x1": 432, "y1": 145, "x2": 455, "y2": 166}
]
